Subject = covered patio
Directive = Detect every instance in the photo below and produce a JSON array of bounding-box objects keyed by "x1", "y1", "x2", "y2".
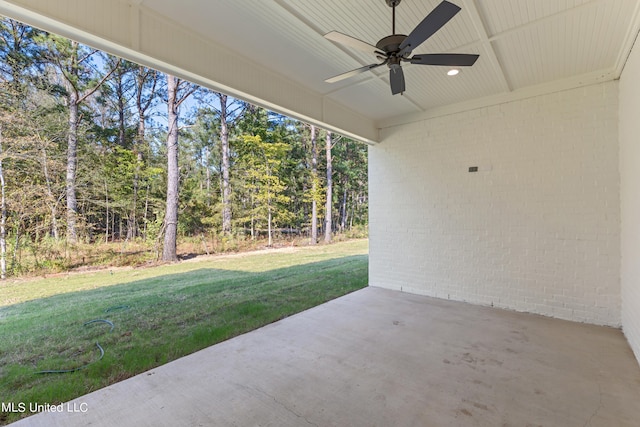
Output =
[
  {"x1": 2, "y1": 0, "x2": 640, "y2": 425},
  {"x1": 12, "y1": 287, "x2": 640, "y2": 426}
]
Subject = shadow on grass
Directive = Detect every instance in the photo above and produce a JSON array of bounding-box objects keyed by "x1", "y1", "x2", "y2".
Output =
[{"x1": 0, "y1": 254, "x2": 368, "y2": 425}]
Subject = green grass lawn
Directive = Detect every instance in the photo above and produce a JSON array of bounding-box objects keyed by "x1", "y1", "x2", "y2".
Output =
[{"x1": 0, "y1": 240, "x2": 368, "y2": 425}]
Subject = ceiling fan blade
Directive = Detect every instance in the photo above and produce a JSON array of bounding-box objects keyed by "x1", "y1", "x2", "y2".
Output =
[
  {"x1": 389, "y1": 66, "x2": 405, "y2": 95},
  {"x1": 399, "y1": 1, "x2": 461, "y2": 55},
  {"x1": 410, "y1": 53, "x2": 479, "y2": 66},
  {"x1": 324, "y1": 31, "x2": 381, "y2": 56},
  {"x1": 325, "y1": 62, "x2": 386, "y2": 83}
]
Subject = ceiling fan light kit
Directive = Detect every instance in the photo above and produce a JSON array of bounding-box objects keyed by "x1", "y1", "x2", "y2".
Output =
[{"x1": 324, "y1": 0, "x2": 479, "y2": 95}]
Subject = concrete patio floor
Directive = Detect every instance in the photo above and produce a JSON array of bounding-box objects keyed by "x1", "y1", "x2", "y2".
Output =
[{"x1": 11, "y1": 286, "x2": 640, "y2": 426}]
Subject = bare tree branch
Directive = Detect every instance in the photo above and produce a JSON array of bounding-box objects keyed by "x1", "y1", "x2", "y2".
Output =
[{"x1": 77, "y1": 58, "x2": 122, "y2": 104}]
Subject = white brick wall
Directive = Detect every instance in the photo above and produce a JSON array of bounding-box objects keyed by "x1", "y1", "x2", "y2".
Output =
[
  {"x1": 369, "y1": 82, "x2": 621, "y2": 327},
  {"x1": 620, "y1": 38, "x2": 640, "y2": 361}
]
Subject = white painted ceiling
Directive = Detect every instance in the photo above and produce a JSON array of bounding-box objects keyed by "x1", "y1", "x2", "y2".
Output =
[{"x1": 139, "y1": 0, "x2": 640, "y2": 126}]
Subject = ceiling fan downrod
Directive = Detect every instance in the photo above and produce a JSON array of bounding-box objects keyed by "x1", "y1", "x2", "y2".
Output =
[{"x1": 386, "y1": 0, "x2": 402, "y2": 34}]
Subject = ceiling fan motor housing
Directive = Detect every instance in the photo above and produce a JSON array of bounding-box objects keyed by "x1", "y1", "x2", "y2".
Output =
[{"x1": 376, "y1": 34, "x2": 408, "y2": 54}]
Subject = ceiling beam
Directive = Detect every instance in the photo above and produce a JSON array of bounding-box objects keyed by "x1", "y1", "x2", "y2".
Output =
[
  {"x1": 615, "y1": 0, "x2": 640, "y2": 78},
  {"x1": 462, "y1": 0, "x2": 511, "y2": 92},
  {"x1": 377, "y1": 67, "x2": 616, "y2": 129}
]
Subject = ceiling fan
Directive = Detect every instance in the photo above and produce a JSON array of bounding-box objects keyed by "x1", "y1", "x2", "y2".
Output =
[{"x1": 324, "y1": 0, "x2": 479, "y2": 95}]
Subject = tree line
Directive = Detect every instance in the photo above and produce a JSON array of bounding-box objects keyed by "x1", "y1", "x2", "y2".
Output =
[{"x1": 0, "y1": 18, "x2": 368, "y2": 277}]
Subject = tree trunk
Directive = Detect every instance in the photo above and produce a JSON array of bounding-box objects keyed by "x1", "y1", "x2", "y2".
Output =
[
  {"x1": 11, "y1": 224, "x2": 19, "y2": 273},
  {"x1": 129, "y1": 114, "x2": 145, "y2": 241},
  {"x1": 132, "y1": 66, "x2": 157, "y2": 241},
  {"x1": 205, "y1": 159, "x2": 211, "y2": 207},
  {"x1": 105, "y1": 180, "x2": 109, "y2": 243},
  {"x1": 0, "y1": 126, "x2": 6, "y2": 279},
  {"x1": 310, "y1": 125, "x2": 318, "y2": 245},
  {"x1": 268, "y1": 207, "x2": 272, "y2": 247},
  {"x1": 143, "y1": 183, "x2": 150, "y2": 240},
  {"x1": 219, "y1": 94, "x2": 232, "y2": 235},
  {"x1": 340, "y1": 184, "x2": 348, "y2": 232},
  {"x1": 41, "y1": 146, "x2": 59, "y2": 239},
  {"x1": 162, "y1": 74, "x2": 180, "y2": 262},
  {"x1": 349, "y1": 191, "x2": 355, "y2": 230},
  {"x1": 66, "y1": 91, "x2": 79, "y2": 243},
  {"x1": 52, "y1": 39, "x2": 119, "y2": 244},
  {"x1": 117, "y1": 72, "x2": 126, "y2": 147},
  {"x1": 324, "y1": 131, "x2": 333, "y2": 243}
]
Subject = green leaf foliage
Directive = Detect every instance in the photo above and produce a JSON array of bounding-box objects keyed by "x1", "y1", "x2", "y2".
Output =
[{"x1": 0, "y1": 16, "x2": 368, "y2": 276}]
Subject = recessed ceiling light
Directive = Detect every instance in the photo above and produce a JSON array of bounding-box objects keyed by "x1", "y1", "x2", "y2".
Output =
[{"x1": 447, "y1": 69, "x2": 460, "y2": 76}]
